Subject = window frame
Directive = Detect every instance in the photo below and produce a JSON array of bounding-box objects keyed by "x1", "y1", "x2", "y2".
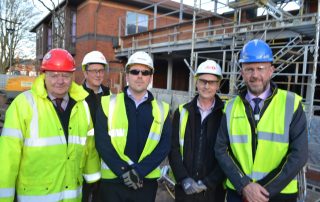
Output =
[{"x1": 125, "y1": 11, "x2": 148, "y2": 35}]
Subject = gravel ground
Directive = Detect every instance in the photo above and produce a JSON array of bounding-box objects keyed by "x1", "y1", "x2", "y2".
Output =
[{"x1": 156, "y1": 182, "x2": 175, "y2": 202}]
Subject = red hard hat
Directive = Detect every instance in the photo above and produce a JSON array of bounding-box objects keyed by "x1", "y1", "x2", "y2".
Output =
[{"x1": 41, "y1": 48, "x2": 76, "y2": 72}]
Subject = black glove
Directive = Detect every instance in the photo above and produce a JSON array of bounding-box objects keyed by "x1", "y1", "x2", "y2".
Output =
[{"x1": 122, "y1": 169, "x2": 143, "y2": 190}]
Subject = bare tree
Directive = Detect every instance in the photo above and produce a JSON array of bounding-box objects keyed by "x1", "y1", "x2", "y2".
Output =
[{"x1": 0, "y1": 0, "x2": 39, "y2": 73}]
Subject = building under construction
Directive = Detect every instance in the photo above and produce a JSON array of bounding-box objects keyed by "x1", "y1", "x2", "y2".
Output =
[{"x1": 28, "y1": 0, "x2": 320, "y2": 201}]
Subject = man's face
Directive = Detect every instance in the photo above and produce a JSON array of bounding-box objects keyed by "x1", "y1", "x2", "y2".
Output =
[
  {"x1": 126, "y1": 64, "x2": 153, "y2": 95},
  {"x1": 45, "y1": 71, "x2": 73, "y2": 98},
  {"x1": 84, "y1": 63, "x2": 105, "y2": 89},
  {"x1": 241, "y1": 62, "x2": 274, "y2": 96},
  {"x1": 196, "y1": 74, "x2": 220, "y2": 100}
]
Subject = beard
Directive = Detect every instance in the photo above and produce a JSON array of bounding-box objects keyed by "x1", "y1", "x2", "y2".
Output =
[{"x1": 245, "y1": 79, "x2": 270, "y2": 96}]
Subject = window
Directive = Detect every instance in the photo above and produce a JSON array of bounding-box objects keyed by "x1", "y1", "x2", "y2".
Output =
[
  {"x1": 70, "y1": 10, "x2": 76, "y2": 44},
  {"x1": 52, "y1": 9, "x2": 65, "y2": 48},
  {"x1": 36, "y1": 26, "x2": 43, "y2": 57},
  {"x1": 126, "y1": 11, "x2": 148, "y2": 35},
  {"x1": 47, "y1": 27, "x2": 52, "y2": 51}
]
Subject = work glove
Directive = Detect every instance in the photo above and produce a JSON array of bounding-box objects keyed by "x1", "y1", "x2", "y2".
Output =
[
  {"x1": 181, "y1": 177, "x2": 200, "y2": 195},
  {"x1": 197, "y1": 180, "x2": 207, "y2": 192},
  {"x1": 122, "y1": 169, "x2": 143, "y2": 190}
]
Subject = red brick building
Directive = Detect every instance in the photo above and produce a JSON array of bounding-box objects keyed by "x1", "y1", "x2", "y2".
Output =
[
  {"x1": 31, "y1": 0, "x2": 319, "y2": 100},
  {"x1": 31, "y1": 0, "x2": 193, "y2": 92}
]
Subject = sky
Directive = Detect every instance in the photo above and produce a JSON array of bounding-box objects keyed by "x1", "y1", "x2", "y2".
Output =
[
  {"x1": 16, "y1": 0, "x2": 58, "y2": 59},
  {"x1": 171, "y1": 0, "x2": 300, "y2": 14}
]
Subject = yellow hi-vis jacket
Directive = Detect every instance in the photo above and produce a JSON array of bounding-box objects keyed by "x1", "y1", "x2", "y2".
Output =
[
  {"x1": 224, "y1": 89, "x2": 301, "y2": 194},
  {"x1": 100, "y1": 93, "x2": 169, "y2": 179},
  {"x1": 0, "y1": 74, "x2": 101, "y2": 202}
]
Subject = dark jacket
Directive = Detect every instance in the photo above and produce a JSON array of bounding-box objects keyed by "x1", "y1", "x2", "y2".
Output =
[
  {"x1": 95, "y1": 87, "x2": 172, "y2": 182},
  {"x1": 169, "y1": 94, "x2": 225, "y2": 202},
  {"x1": 215, "y1": 82, "x2": 308, "y2": 201},
  {"x1": 83, "y1": 82, "x2": 110, "y2": 124}
]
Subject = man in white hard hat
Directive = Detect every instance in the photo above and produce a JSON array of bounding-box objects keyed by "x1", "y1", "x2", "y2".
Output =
[
  {"x1": 81, "y1": 51, "x2": 110, "y2": 202},
  {"x1": 82, "y1": 51, "x2": 111, "y2": 124},
  {"x1": 95, "y1": 51, "x2": 172, "y2": 202},
  {"x1": 169, "y1": 60, "x2": 226, "y2": 202}
]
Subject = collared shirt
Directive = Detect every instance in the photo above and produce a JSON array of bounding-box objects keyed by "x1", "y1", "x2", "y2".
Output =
[
  {"x1": 48, "y1": 93, "x2": 69, "y2": 111},
  {"x1": 197, "y1": 98, "x2": 215, "y2": 123},
  {"x1": 245, "y1": 84, "x2": 271, "y2": 112},
  {"x1": 127, "y1": 88, "x2": 148, "y2": 108},
  {"x1": 85, "y1": 81, "x2": 103, "y2": 94}
]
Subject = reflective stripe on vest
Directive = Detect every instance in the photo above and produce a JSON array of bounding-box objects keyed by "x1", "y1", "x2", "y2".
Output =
[
  {"x1": 167, "y1": 104, "x2": 188, "y2": 183},
  {"x1": 0, "y1": 188, "x2": 15, "y2": 198},
  {"x1": 17, "y1": 186, "x2": 81, "y2": 202},
  {"x1": 225, "y1": 90, "x2": 300, "y2": 194},
  {"x1": 101, "y1": 93, "x2": 169, "y2": 179},
  {"x1": 1, "y1": 128, "x2": 23, "y2": 139},
  {"x1": 178, "y1": 105, "x2": 188, "y2": 158}
]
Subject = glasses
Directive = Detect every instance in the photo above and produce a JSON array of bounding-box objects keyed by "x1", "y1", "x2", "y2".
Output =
[
  {"x1": 128, "y1": 69, "x2": 153, "y2": 76},
  {"x1": 198, "y1": 78, "x2": 219, "y2": 86},
  {"x1": 46, "y1": 72, "x2": 73, "y2": 80},
  {"x1": 86, "y1": 69, "x2": 105, "y2": 74},
  {"x1": 242, "y1": 65, "x2": 270, "y2": 75}
]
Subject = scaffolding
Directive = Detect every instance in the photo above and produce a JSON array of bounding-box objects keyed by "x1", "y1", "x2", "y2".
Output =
[{"x1": 115, "y1": 1, "x2": 320, "y2": 200}]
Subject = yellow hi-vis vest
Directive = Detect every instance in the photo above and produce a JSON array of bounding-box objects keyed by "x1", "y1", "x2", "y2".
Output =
[
  {"x1": 0, "y1": 74, "x2": 101, "y2": 202},
  {"x1": 100, "y1": 93, "x2": 169, "y2": 179},
  {"x1": 178, "y1": 104, "x2": 189, "y2": 157},
  {"x1": 224, "y1": 89, "x2": 301, "y2": 194},
  {"x1": 168, "y1": 104, "x2": 188, "y2": 182}
]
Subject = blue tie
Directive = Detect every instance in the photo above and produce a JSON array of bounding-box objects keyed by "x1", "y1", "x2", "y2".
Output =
[{"x1": 253, "y1": 98, "x2": 262, "y2": 122}]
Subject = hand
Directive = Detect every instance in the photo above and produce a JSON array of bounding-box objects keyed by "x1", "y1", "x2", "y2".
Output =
[
  {"x1": 196, "y1": 180, "x2": 207, "y2": 192},
  {"x1": 181, "y1": 177, "x2": 199, "y2": 195},
  {"x1": 122, "y1": 169, "x2": 143, "y2": 190},
  {"x1": 242, "y1": 182, "x2": 269, "y2": 202}
]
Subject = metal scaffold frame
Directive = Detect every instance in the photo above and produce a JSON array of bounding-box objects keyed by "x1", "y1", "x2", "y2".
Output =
[
  {"x1": 115, "y1": 0, "x2": 320, "y2": 200},
  {"x1": 189, "y1": 1, "x2": 320, "y2": 201}
]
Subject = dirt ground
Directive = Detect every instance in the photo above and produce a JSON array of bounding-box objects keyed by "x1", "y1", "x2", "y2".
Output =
[{"x1": 155, "y1": 182, "x2": 175, "y2": 202}]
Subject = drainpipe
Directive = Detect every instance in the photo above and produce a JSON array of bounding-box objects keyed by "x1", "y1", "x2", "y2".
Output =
[{"x1": 94, "y1": 0, "x2": 102, "y2": 49}]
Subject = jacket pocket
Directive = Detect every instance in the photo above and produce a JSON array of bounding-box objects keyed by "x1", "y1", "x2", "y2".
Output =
[{"x1": 18, "y1": 178, "x2": 53, "y2": 195}]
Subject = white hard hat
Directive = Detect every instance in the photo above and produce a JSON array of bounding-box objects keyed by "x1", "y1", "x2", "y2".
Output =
[
  {"x1": 82, "y1": 51, "x2": 108, "y2": 71},
  {"x1": 195, "y1": 60, "x2": 222, "y2": 78},
  {"x1": 125, "y1": 51, "x2": 154, "y2": 71}
]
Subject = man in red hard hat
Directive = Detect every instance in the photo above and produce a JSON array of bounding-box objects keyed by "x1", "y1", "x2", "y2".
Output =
[{"x1": 0, "y1": 48, "x2": 101, "y2": 202}]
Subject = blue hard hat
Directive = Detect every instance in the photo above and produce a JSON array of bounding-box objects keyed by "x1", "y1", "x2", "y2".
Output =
[{"x1": 239, "y1": 39, "x2": 273, "y2": 63}]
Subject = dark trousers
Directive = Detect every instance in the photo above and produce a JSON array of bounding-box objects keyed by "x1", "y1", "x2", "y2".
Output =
[
  {"x1": 82, "y1": 180, "x2": 101, "y2": 202},
  {"x1": 226, "y1": 189, "x2": 297, "y2": 202},
  {"x1": 99, "y1": 180, "x2": 158, "y2": 202}
]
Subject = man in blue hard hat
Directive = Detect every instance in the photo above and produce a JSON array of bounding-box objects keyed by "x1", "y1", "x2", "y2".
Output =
[{"x1": 215, "y1": 39, "x2": 308, "y2": 202}]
